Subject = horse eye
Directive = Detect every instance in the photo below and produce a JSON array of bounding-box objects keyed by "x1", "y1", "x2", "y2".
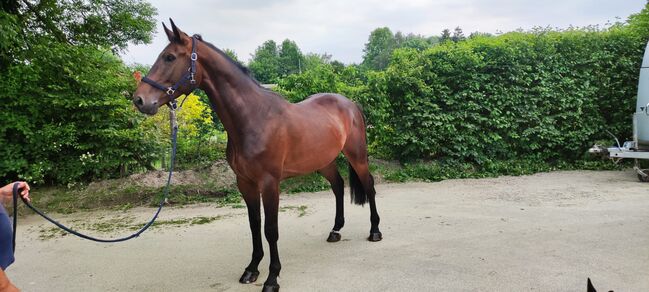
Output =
[{"x1": 165, "y1": 54, "x2": 176, "y2": 62}]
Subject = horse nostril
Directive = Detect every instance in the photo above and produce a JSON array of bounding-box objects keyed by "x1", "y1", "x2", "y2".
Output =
[{"x1": 134, "y1": 96, "x2": 144, "y2": 106}]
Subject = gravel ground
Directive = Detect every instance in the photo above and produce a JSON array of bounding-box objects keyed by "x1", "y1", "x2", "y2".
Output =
[{"x1": 6, "y1": 170, "x2": 649, "y2": 292}]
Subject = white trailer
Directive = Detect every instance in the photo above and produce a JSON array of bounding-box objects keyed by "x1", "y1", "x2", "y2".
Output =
[{"x1": 596, "y1": 40, "x2": 649, "y2": 181}]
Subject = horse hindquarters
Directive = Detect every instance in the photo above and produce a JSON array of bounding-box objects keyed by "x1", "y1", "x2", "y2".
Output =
[{"x1": 342, "y1": 107, "x2": 382, "y2": 242}]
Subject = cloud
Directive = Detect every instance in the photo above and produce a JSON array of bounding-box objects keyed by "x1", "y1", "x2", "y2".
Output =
[{"x1": 122, "y1": 0, "x2": 645, "y2": 65}]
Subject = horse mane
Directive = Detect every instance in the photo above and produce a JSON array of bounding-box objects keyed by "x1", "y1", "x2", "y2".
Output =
[{"x1": 193, "y1": 34, "x2": 262, "y2": 87}]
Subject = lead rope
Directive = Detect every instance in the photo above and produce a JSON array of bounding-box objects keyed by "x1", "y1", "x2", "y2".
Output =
[{"x1": 11, "y1": 101, "x2": 180, "y2": 247}]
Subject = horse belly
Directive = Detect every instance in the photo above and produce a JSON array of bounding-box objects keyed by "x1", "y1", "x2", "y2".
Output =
[{"x1": 281, "y1": 128, "x2": 345, "y2": 178}]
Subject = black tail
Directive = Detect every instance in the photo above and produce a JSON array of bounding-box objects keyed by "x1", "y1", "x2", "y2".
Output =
[{"x1": 349, "y1": 163, "x2": 372, "y2": 206}]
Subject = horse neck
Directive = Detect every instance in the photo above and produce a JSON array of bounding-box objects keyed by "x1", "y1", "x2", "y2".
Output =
[{"x1": 196, "y1": 43, "x2": 287, "y2": 142}]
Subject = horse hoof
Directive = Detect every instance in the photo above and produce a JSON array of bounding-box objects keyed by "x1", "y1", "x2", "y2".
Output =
[
  {"x1": 368, "y1": 232, "x2": 383, "y2": 242},
  {"x1": 262, "y1": 283, "x2": 280, "y2": 292},
  {"x1": 326, "y1": 231, "x2": 341, "y2": 242},
  {"x1": 239, "y1": 270, "x2": 259, "y2": 284}
]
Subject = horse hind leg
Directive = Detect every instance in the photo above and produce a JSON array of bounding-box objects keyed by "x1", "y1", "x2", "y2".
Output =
[
  {"x1": 318, "y1": 161, "x2": 345, "y2": 242},
  {"x1": 342, "y1": 128, "x2": 382, "y2": 242}
]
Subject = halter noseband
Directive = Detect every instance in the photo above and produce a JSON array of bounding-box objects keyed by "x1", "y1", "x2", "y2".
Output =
[{"x1": 141, "y1": 35, "x2": 199, "y2": 101}]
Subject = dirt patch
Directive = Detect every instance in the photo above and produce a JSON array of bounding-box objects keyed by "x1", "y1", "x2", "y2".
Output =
[{"x1": 84, "y1": 160, "x2": 237, "y2": 190}]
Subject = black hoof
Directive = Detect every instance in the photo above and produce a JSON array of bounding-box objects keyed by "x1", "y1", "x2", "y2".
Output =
[
  {"x1": 326, "y1": 231, "x2": 341, "y2": 242},
  {"x1": 239, "y1": 270, "x2": 259, "y2": 284},
  {"x1": 262, "y1": 283, "x2": 280, "y2": 292},
  {"x1": 368, "y1": 232, "x2": 383, "y2": 242}
]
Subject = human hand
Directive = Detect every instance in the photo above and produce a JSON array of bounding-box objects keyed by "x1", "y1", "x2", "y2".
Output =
[{"x1": 0, "y1": 181, "x2": 30, "y2": 203}]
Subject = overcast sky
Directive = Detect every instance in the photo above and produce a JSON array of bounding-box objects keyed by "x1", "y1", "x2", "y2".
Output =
[{"x1": 121, "y1": 0, "x2": 646, "y2": 66}]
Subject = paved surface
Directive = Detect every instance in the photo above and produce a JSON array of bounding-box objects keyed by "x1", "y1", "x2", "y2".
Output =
[{"x1": 7, "y1": 170, "x2": 649, "y2": 291}]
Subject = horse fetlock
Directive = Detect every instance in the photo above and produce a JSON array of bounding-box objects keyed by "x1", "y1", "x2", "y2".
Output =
[{"x1": 261, "y1": 283, "x2": 280, "y2": 292}]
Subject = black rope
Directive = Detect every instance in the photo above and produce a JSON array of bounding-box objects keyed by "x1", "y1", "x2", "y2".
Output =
[
  {"x1": 12, "y1": 183, "x2": 18, "y2": 252},
  {"x1": 11, "y1": 108, "x2": 179, "y2": 245}
]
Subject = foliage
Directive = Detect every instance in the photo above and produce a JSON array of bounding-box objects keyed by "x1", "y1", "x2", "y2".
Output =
[
  {"x1": 279, "y1": 7, "x2": 649, "y2": 168},
  {"x1": 0, "y1": 1, "x2": 158, "y2": 184},
  {"x1": 276, "y1": 63, "x2": 365, "y2": 103},
  {"x1": 249, "y1": 40, "x2": 280, "y2": 83},
  {"x1": 278, "y1": 39, "x2": 305, "y2": 76},
  {"x1": 0, "y1": 42, "x2": 161, "y2": 183},
  {"x1": 249, "y1": 39, "x2": 307, "y2": 83},
  {"x1": 222, "y1": 48, "x2": 242, "y2": 65},
  {"x1": 7, "y1": 0, "x2": 156, "y2": 53},
  {"x1": 142, "y1": 93, "x2": 226, "y2": 169},
  {"x1": 359, "y1": 27, "x2": 644, "y2": 162},
  {"x1": 383, "y1": 158, "x2": 625, "y2": 183},
  {"x1": 451, "y1": 27, "x2": 466, "y2": 42},
  {"x1": 361, "y1": 27, "x2": 397, "y2": 70},
  {"x1": 440, "y1": 29, "x2": 452, "y2": 43}
]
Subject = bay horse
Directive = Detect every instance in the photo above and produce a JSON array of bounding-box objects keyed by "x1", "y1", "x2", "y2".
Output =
[{"x1": 132, "y1": 19, "x2": 382, "y2": 292}]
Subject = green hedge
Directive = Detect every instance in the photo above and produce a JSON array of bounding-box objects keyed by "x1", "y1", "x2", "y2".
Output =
[
  {"x1": 362, "y1": 28, "x2": 644, "y2": 162},
  {"x1": 0, "y1": 38, "x2": 161, "y2": 184},
  {"x1": 279, "y1": 22, "x2": 648, "y2": 164}
]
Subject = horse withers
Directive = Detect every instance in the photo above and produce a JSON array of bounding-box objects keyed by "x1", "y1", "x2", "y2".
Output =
[{"x1": 132, "y1": 19, "x2": 382, "y2": 292}]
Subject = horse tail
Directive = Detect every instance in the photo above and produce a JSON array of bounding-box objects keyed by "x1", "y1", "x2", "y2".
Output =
[
  {"x1": 349, "y1": 162, "x2": 368, "y2": 206},
  {"x1": 348, "y1": 102, "x2": 372, "y2": 206}
]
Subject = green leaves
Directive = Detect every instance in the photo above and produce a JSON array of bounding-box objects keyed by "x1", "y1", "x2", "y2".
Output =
[
  {"x1": 278, "y1": 17, "x2": 647, "y2": 166},
  {"x1": 0, "y1": 1, "x2": 158, "y2": 184}
]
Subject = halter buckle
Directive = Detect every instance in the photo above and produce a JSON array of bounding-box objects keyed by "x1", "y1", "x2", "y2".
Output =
[
  {"x1": 190, "y1": 73, "x2": 196, "y2": 84},
  {"x1": 166, "y1": 87, "x2": 175, "y2": 96},
  {"x1": 191, "y1": 53, "x2": 198, "y2": 61},
  {"x1": 169, "y1": 99, "x2": 178, "y2": 110}
]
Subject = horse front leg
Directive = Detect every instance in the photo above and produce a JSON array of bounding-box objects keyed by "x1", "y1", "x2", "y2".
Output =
[
  {"x1": 237, "y1": 177, "x2": 264, "y2": 284},
  {"x1": 261, "y1": 177, "x2": 281, "y2": 292}
]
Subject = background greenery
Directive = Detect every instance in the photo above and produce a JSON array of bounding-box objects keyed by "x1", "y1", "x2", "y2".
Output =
[{"x1": 2, "y1": 1, "x2": 649, "y2": 191}]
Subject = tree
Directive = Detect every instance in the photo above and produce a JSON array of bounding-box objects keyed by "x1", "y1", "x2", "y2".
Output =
[
  {"x1": 249, "y1": 40, "x2": 280, "y2": 83},
  {"x1": 469, "y1": 31, "x2": 494, "y2": 39},
  {"x1": 223, "y1": 48, "x2": 242, "y2": 65},
  {"x1": 0, "y1": 0, "x2": 159, "y2": 184},
  {"x1": 278, "y1": 39, "x2": 305, "y2": 76},
  {"x1": 401, "y1": 33, "x2": 434, "y2": 51},
  {"x1": 7, "y1": 0, "x2": 156, "y2": 53},
  {"x1": 452, "y1": 26, "x2": 465, "y2": 42},
  {"x1": 440, "y1": 29, "x2": 452, "y2": 43},
  {"x1": 361, "y1": 27, "x2": 396, "y2": 70},
  {"x1": 303, "y1": 52, "x2": 331, "y2": 71}
]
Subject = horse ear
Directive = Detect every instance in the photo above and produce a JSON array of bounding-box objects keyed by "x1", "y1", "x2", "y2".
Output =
[
  {"x1": 133, "y1": 71, "x2": 142, "y2": 84},
  {"x1": 169, "y1": 18, "x2": 186, "y2": 44},
  {"x1": 587, "y1": 278, "x2": 597, "y2": 292},
  {"x1": 163, "y1": 22, "x2": 175, "y2": 43}
]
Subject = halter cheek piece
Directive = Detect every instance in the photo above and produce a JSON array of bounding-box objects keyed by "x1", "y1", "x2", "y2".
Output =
[{"x1": 141, "y1": 35, "x2": 199, "y2": 105}]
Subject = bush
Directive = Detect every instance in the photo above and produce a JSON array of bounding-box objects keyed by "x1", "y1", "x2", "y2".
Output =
[
  {"x1": 359, "y1": 27, "x2": 643, "y2": 163},
  {"x1": 277, "y1": 17, "x2": 649, "y2": 167},
  {"x1": 0, "y1": 41, "x2": 161, "y2": 184}
]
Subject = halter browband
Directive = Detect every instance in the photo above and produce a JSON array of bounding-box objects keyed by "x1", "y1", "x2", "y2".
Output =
[{"x1": 141, "y1": 35, "x2": 199, "y2": 99}]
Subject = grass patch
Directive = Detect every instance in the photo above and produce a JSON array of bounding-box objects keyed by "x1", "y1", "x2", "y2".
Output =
[
  {"x1": 37, "y1": 215, "x2": 224, "y2": 240},
  {"x1": 382, "y1": 158, "x2": 628, "y2": 183},
  {"x1": 280, "y1": 205, "x2": 308, "y2": 217},
  {"x1": 281, "y1": 172, "x2": 330, "y2": 194},
  {"x1": 22, "y1": 182, "x2": 241, "y2": 216}
]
